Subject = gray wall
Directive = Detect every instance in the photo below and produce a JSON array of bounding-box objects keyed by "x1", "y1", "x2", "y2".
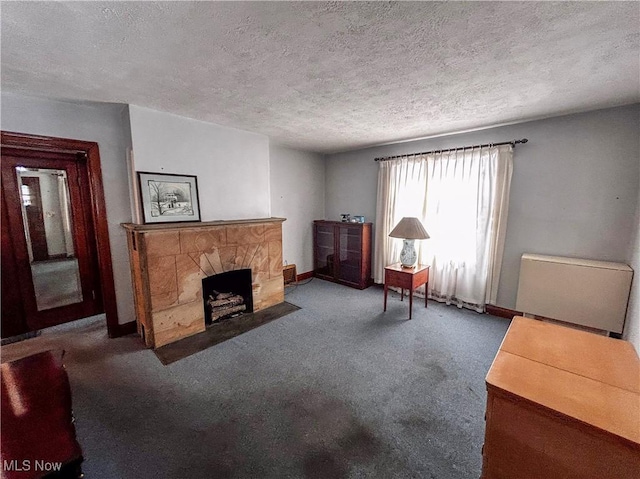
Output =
[
  {"x1": 269, "y1": 144, "x2": 325, "y2": 274},
  {"x1": 128, "y1": 105, "x2": 271, "y2": 221},
  {"x1": 1, "y1": 92, "x2": 135, "y2": 325},
  {"x1": 325, "y1": 104, "x2": 640, "y2": 312}
]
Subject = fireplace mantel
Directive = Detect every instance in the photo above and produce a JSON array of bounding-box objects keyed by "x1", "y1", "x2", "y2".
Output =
[
  {"x1": 122, "y1": 217, "x2": 286, "y2": 348},
  {"x1": 122, "y1": 217, "x2": 285, "y2": 232}
]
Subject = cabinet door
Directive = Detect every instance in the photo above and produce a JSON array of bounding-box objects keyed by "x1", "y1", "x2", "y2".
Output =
[
  {"x1": 314, "y1": 224, "x2": 335, "y2": 278},
  {"x1": 336, "y1": 225, "x2": 362, "y2": 286}
]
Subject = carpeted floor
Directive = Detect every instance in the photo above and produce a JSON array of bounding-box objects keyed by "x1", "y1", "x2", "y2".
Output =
[
  {"x1": 2, "y1": 279, "x2": 510, "y2": 479},
  {"x1": 154, "y1": 301, "x2": 301, "y2": 365}
]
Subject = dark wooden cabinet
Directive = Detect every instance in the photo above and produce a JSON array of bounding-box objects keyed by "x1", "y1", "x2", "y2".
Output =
[{"x1": 313, "y1": 220, "x2": 372, "y2": 289}]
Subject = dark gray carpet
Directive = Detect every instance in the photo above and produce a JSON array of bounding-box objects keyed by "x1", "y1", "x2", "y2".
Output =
[
  {"x1": 4, "y1": 279, "x2": 510, "y2": 478},
  {"x1": 154, "y1": 301, "x2": 301, "y2": 365}
]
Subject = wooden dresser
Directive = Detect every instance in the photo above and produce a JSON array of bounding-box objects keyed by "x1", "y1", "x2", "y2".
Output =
[{"x1": 482, "y1": 316, "x2": 640, "y2": 479}]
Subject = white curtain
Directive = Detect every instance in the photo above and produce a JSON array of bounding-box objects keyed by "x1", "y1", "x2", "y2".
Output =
[{"x1": 375, "y1": 145, "x2": 513, "y2": 311}]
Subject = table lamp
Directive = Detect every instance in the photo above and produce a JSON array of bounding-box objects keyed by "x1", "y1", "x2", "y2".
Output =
[{"x1": 389, "y1": 217, "x2": 430, "y2": 268}]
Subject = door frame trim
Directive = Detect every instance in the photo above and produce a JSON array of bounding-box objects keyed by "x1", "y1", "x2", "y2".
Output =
[{"x1": 1, "y1": 131, "x2": 121, "y2": 337}]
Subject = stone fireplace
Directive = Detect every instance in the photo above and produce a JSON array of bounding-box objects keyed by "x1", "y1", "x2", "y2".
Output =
[{"x1": 122, "y1": 218, "x2": 285, "y2": 348}]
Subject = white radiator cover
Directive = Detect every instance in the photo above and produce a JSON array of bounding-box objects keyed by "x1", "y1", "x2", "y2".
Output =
[{"x1": 515, "y1": 254, "x2": 633, "y2": 334}]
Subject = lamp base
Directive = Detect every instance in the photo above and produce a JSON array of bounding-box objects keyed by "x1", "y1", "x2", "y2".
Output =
[{"x1": 399, "y1": 239, "x2": 417, "y2": 269}]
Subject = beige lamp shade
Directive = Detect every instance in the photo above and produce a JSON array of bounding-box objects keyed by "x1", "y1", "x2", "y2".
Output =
[{"x1": 389, "y1": 217, "x2": 429, "y2": 240}]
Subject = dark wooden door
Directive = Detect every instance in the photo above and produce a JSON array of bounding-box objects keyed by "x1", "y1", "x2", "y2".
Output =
[
  {"x1": 1, "y1": 189, "x2": 28, "y2": 338},
  {"x1": 1, "y1": 149, "x2": 103, "y2": 333}
]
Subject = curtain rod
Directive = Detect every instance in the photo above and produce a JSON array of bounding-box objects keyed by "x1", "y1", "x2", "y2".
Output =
[{"x1": 374, "y1": 138, "x2": 528, "y2": 162}]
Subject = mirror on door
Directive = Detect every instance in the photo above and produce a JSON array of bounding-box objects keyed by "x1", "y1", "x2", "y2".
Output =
[{"x1": 16, "y1": 166, "x2": 83, "y2": 311}]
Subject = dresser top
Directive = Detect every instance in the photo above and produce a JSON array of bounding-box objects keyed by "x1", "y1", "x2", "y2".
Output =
[
  {"x1": 499, "y1": 316, "x2": 639, "y2": 392},
  {"x1": 487, "y1": 316, "x2": 640, "y2": 445}
]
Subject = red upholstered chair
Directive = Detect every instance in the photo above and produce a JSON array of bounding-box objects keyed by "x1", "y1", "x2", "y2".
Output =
[{"x1": 1, "y1": 350, "x2": 83, "y2": 479}]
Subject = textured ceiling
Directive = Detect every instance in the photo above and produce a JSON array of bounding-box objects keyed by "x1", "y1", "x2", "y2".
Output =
[{"x1": 2, "y1": 1, "x2": 639, "y2": 153}]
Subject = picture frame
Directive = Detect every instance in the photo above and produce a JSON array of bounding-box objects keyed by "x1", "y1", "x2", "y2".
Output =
[{"x1": 137, "y1": 171, "x2": 201, "y2": 224}]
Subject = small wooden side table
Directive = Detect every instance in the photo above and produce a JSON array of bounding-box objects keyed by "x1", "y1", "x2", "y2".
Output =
[{"x1": 384, "y1": 263, "x2": 429, "y2": 319}]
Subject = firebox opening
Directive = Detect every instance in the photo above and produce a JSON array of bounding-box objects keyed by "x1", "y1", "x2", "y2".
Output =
[{"x1": 202, "y1": 269, "x2": 253, "y2": 325}]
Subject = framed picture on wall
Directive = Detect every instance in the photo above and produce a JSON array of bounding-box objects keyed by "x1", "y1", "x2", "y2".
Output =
[{"x1": 137, "y1": 171, "x2": 201, "y2": 224}]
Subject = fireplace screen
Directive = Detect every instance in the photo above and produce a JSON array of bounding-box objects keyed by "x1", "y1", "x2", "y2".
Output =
[{"x1": 202, "y1": 269, "x2": 253, "y2": 325}]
